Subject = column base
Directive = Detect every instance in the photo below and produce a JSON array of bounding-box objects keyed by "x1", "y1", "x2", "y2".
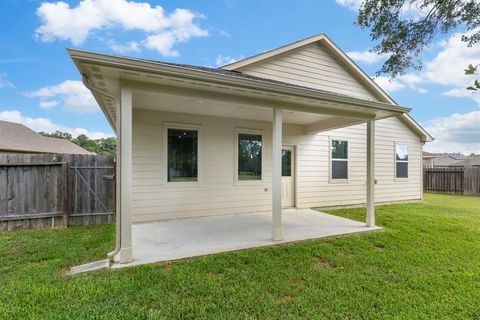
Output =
[
  {"x1": 118, "y1": 247, "x2": 133, "y2": 264},
  {"x1": 272, "y1": 228, "x2": 283, "y2": 241}
]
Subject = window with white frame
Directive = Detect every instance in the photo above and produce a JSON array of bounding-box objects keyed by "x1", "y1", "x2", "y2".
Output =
[
  {"x1": 331, "y1": 139, "x2": 348, "y2": 180},
  {"x1": 167, "y1": 128, "x2": 198, "y2": 182},
  {"x1": 395, "y1": 143, "x2": 408, "y2": 179},
  {"x1": 237, "y1": 133, "x2": 262, "y2": 181}
]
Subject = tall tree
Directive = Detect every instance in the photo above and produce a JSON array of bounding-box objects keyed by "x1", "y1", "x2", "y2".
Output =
[{"x1": 357, "y1": 0, "x2": 480, "y2": 89}]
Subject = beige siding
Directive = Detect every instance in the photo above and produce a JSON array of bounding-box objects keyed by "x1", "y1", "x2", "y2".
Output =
[
  {"x1": 237, "y1": 43, "x2": 379, "y2": 101},
  {"x1": 132, "y1": 109, "x2": 422, "y2": 223}
]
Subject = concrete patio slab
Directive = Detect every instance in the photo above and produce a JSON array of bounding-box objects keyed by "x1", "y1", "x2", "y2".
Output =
[{"x1": 113, "y1": 208, "x2": 381, "y2": 268}]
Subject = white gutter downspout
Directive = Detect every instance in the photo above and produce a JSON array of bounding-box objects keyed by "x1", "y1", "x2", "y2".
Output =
[{"x1": 82, "y1": 75, "x2": 121, "y2": 263}]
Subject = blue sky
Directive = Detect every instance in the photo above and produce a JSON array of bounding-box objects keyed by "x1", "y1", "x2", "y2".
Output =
[{"x1": 0, "y1": 0, "x2": 479, "y2": 153}]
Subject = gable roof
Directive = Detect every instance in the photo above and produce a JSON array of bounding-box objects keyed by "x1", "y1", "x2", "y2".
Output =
[
  {"x1": 221, "y1": 33, "x2": 433, "y2": 142},
  {"x1": 0, "y1": 120, "x2": 92, "y2": 154},
  {"x1": 69, "y1": 48, "x2": 411, "y2": 132}
]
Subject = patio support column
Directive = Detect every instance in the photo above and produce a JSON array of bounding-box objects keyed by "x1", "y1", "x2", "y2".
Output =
[
  {"x1": 366, "y1": 119, "x2": 375, "y2": 227},
  {"x1": 272, "y1": 107, "x2": 283, "y2": 241},
  {"x1": 118, "y1": 86, "x2": 133, "y2": 263}
]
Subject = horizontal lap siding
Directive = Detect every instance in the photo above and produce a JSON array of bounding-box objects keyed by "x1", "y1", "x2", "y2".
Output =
[
  {"x1": 237, "y1": 43, "x2": 378, "y2": 101},
  {"x1": 290, "y1": 117, "x2": 422, "y2": 208},
  {"x1": 132, "y1": 110, "x2": 273, "y2": 223},
  {"x1": 133, "y1": 110, "x2": 422, "y2": 222}
]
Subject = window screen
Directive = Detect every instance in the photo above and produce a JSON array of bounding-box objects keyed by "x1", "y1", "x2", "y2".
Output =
[
  {"x1": 331, "y1": 140, "x2": 348, "y2": 180},
  {"x1": 167, "y1": 129, "x2": 198, "y2": 182},
  {"x1": 395, "y1": 143, "x2": 408, "y2": 179},
  {"x1": 238, "y1": 134, "x2": 262, "y2": 180}
]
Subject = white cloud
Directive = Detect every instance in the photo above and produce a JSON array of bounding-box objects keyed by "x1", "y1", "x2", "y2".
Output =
[
  {"x1": 372, "y1": 76, "x2": 406, "y2": 93},
  {"x1": 39, "y1": 100, "x2": 59, "y2": 109},
  {"x1": 335, "y1": 0, "x2": 363, "y2": 11},
  {"x1": 0, "y1": 74, "x2": 14, "y2": 88},
  {"x1": 347, "y1": 50, "x2": 387, "y2": 64},
  {"x1": 109, "y1": 40, "x2": 140, "y2": 53},
  {"x1": 26, "y1": 80, "x2": 99, "y2": 112},
  {"x1": 0, "y1": 110, "x2": 111, "y2": 139},
  {"x1": 215, "y1": 54, "x2": 242, "y2": 67},
  {"x1": 423, "y1": 111, "x2": 480, "y2": 154},
  {"x1": 35, "y1": 0, "x2": 208, "y2": 56},
  {"x1": 423, "y1": 31, "x2": 480, "y2": 87}
]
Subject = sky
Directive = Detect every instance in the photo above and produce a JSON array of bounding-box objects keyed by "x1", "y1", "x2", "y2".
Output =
[{"x1": 0, "y1": 0, "x2": 479, "y2": 154}]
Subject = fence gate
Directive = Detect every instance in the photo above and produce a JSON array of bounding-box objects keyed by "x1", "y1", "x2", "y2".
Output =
[{"x1": 0, "y1": 153, "x2": 115, "y2": 231}]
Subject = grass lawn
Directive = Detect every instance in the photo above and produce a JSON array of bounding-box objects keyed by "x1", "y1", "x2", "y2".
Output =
[{"x1": 1, "y1": 193, "x2": 479, "y2": 319}]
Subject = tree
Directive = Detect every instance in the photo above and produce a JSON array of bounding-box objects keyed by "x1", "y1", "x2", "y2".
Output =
[
  {"x1": 39, "y1": 131, "x2": 116, "y2": 155},
  {"x1": 357, "y1": 0, "x2": 480, "y2": 82},
  {"x1": 39, "y1": 130, "x2": 73, "y2": 140},
  {"x1": 98, "y1": 137, "x2": 117, "y2": 156}
]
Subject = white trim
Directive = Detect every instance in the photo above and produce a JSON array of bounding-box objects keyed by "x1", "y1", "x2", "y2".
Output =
[
  {"x1": 234, "y1": 128, "x2": 265, "y2": 186},
  {"x1": 163, "y1": 122, "x2": 202, "y2": 186},
  {"x1": 394, "y1": 142, "x2": 409, "y2": 181},
  {"x1": 329, "y1": 137, "x2": 349, "y2": 183}
]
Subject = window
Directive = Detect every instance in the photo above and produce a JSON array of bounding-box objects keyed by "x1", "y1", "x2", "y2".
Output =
[
  {"x1": 395, "y1": 143, "x2": 408, "y2": 179},
  {"x1": 282, "y1": 149, "x2": 292, "y2": 177},
  {"x1": 331, "y1": 139, "x2": 348, "y2": 181},
  {"x1": 167, "y1": 128, "x2": 198, "y2": 182},
  {"x1": 237, "y1": 133, "x2": 262, "y2": 181}
]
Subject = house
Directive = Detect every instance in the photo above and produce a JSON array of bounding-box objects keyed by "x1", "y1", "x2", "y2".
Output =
[
  {"x1": 423, "y1": 152, "x2": 468, "y2": 168},
  {"x1": 69, "y1": 34, "x2": 432, "y2": 265},
  {"x1": 455, "y1": 155, "x2": 480, "y2": 167},
  {"x1": 0, "y1": 120, "x2": 91, "y2": 154}
]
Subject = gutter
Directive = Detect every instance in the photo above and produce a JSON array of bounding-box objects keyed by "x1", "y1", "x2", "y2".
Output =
[{"x1": 82, "y1": 75, "x2": 121, "y2": 263}]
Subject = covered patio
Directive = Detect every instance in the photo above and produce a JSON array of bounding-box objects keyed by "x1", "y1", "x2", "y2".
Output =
[
  {"x1": 68, "y1": 48, "x2": 410, "y2": 268},
  {"x1": 114, "y1": 208, "x2": 381, "y2": 267}
]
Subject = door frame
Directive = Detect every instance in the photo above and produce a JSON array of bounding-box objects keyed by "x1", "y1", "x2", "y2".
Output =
[{"x1": 282, "y1": 144, "x2": 297, "y2": 208}]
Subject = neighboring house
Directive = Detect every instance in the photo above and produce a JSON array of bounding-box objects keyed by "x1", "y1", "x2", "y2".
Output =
[
  {"x1": 455, "y1": 155, "x2": 480, "y2": 167},
  {"x1": 423, "y1": 152, "x2": 468, "y2": 168},
  {"x1": 69, "y1": 33, "x2": 433, "y2": 264},
  {"x1": 0, "y1": 120, "x2": 91, "y2": 154}
]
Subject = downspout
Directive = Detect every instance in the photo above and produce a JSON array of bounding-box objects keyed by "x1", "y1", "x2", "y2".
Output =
[{"x1": 82, "y1": 74, "x2": 121, "y2": 262}]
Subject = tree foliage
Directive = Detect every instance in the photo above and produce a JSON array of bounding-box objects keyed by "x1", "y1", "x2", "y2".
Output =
[
  {"x1": 357, "y1": 0, "x2": 480, "y2": 78},
  {"x1": 39, "y1": 131, "x2": 116, "y2": 155}
]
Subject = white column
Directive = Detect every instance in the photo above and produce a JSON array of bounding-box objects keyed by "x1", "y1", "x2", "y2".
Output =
[
  {"x1": 272, "y1": 108, "x2": 283, "y2": 240},
  {"x1": 118, "y1": 86, "x2": 133, "y2": 263},
  {"x1": 366, "y1": 119, "x2": 375, "y2": 227}
]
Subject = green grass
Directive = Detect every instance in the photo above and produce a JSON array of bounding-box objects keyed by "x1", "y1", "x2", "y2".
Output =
[{"x1": 1, "y1": 193, "x2": 480, "y2": 319}]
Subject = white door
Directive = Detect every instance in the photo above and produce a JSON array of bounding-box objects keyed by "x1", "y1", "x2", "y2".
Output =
[{"x1": 281, "y1": 146, "x2": 295, "y2": 207}]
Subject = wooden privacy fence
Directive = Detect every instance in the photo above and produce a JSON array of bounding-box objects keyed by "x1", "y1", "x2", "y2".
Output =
[
  {"x1": 424, "y1": 167, "x2": 480, "y2": 196},
  {"x1": 0, "y1": 154, "x2": 116, "y2": 231}
]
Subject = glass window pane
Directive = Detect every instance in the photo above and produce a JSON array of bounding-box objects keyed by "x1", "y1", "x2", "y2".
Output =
[
  {"x1": 396, "y1": 162, "x2": 408, "y2": 178},
  {"x1": 396, "y1": 144, "x2": 408, "y2": 161},
  {"x1": 332, "y1": 140, "x2": 348, "y2": 159},
  {"x1": 282, "y1": 149, "x2": 292, "y2": 177},
  {"x1": 168, "y1": 129, "x2": 198, "y2": 182},
  {"x1": 238, "y1": 134, "x2": 262, "y2": 180},
  {"x1": 332, "y1": 160, "x2": 348, "y2": 180}
]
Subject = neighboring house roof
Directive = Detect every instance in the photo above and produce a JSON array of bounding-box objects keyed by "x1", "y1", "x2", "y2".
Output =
[
  {"x1": 0, "y1": 120, "x2": 92, "y2": 154},
  {"x1": 221, "y1": 33, "x2": 433, "y2": 143},
  {"x1": 456, "y1": 155, "x2": 480, "y2": 167},
  {"x1": 427, "y1": 153, "x2": 468, "y2": 167},
  {"x1": 423, "y1": 151, "x2": 439, "y2": 158}
]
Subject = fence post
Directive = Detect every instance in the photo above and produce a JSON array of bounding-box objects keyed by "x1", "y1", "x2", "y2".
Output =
[{"x1": 62, "y1": 163, "x2": 69, "y2": 227}]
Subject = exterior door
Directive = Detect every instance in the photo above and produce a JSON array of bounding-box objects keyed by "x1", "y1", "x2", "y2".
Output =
[{"x1": 281, "y1": 146, "x2": 295, "y2": 207}]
